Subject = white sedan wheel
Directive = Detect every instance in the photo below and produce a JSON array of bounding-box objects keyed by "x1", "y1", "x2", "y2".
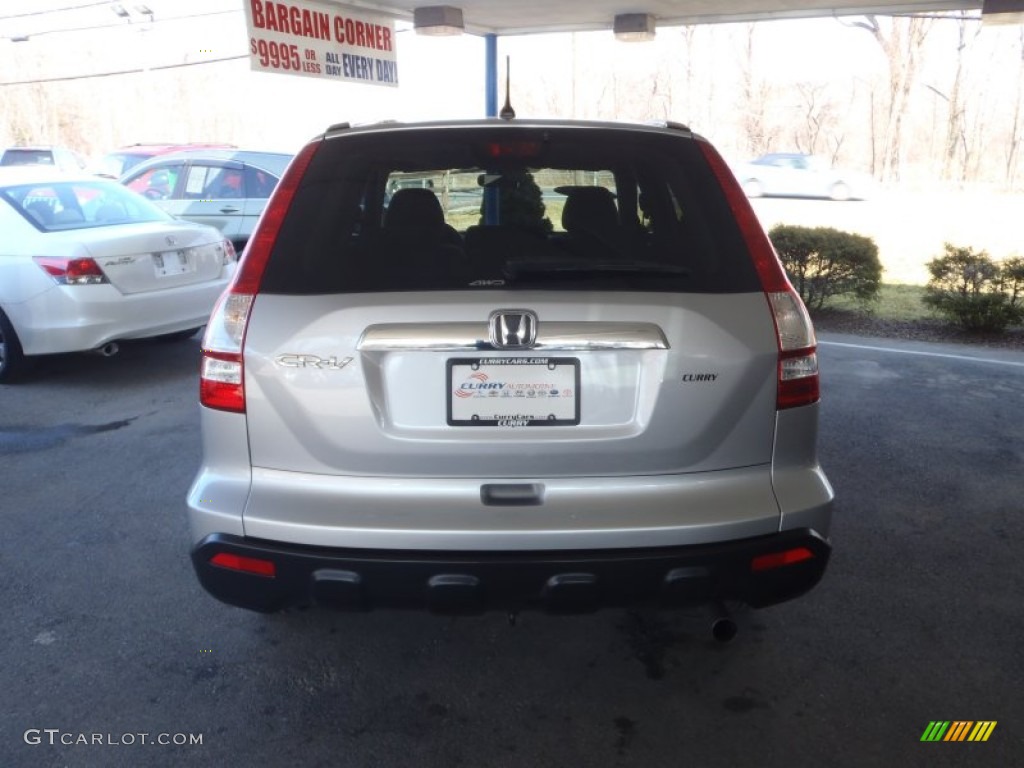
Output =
[
  {"x1": 829, "y1": 182, "x2": 851, "y2": 201},
  {"x1": 742, "y1": 179, "x2": 763, "y2": 198},
  {"x1": 0, "y1": 309, "x2": 28, "y2": 383}
]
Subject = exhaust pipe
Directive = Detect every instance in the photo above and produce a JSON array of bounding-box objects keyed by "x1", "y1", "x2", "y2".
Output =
[
  {"x1": 709, "y1": 602, "x2": 738, "y2": 643},
  {"x1": 92, "y1": 342, "x2": 119, "y2": 357}
]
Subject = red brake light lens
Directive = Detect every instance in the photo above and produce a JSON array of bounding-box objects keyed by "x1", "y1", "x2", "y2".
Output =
[
  {"x1": 485, "y1": 141, "x2": 543, "y2": 159},
  {"x1": 209, "y1": 552, "x2": 276, "y2": 577},
  {"x1": 199, "y1": 293, "x2": 252, "y2": 413},
  {"x1": 751, "y1": 547, "x2": 815, "y2": 572},
  {"x1": 34, "y1": 257, "x2": 108, "y2": 285},
  {"x1": 199, "y1": 351, "x2": 245, "y2": 413},
  {"x1": 778, "y1": 350, "x2": 820, "y2": 409}
]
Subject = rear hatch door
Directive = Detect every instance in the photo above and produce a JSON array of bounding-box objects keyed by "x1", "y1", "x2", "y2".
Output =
[{"x1": 243, "y1": 291, "x2": 778, "y2": 478}]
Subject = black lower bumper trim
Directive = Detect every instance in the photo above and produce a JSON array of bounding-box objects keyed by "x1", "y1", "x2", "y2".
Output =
[{"x1": 191, "y1": 529, "x2": 830, "y2": 614}]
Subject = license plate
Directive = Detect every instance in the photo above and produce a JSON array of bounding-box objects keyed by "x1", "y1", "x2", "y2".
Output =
[
  {"x1": 152, "y1": 249, "x2": 190, "y2": 277},
  {"x1": 447, "y1": 357, "x2": 580, "y2": 427}
]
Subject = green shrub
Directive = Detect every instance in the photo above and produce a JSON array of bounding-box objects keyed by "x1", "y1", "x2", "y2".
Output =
[
  {"x1": 922, "y1": 245, "x2": 1024, "y2": 333},
  {"x1": 768, "y1": 225, "x2": 882, "y2": 311},
  {"x1": 1000, "y1": 256, "x2": 1024, "y2": 305},
  {"x1": 478, "y1": 170, "x2": 553, "y2": 234}
]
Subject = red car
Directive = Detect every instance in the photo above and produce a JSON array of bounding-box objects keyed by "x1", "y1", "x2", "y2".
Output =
[{"x1": 93, "y1": 143, "x2": 235, "y2": 178}]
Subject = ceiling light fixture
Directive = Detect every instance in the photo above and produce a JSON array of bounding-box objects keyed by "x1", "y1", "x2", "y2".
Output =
[
  {"x1": 613, "y1": 13, "x2": 656, "y2": 42},
  {"x1": 413, "y1": 6, "x2": 464, "y2": 36}
]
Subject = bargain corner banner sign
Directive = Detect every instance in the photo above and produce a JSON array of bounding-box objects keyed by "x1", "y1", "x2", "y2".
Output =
[{"x1": 244, "y1": 0, "x2": 398, "y2": 87}]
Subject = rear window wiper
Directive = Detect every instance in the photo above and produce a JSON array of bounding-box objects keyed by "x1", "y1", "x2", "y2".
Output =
[{"x1": 503, "y1": 259, "x2": 689, "y2": 279}]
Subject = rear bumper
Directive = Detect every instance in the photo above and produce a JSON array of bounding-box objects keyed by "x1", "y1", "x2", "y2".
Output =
[
  {"x1": 9, "y1": 275, "x2": 231, "y2": 356},
  {"x1": 191, "y1": 528, "x2": 831, "y2": 614}
]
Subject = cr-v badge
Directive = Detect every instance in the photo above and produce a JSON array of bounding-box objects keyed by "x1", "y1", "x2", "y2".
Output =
[{"x1": 274, "y1": 354, "x2": 353, "y2": 370}]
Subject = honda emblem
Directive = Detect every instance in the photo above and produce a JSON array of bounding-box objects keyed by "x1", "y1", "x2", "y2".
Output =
[{"x1": 489, "y1": 310, "x2": 538, "y2": 349}]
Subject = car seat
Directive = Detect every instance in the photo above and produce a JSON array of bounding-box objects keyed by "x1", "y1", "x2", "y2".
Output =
[
  {"x1": 366, "y1": 188, "x2": 464, "y2": 288},
  {"x1": 383, "y1": 189, "x2": 462, "y2": 247},
  {"x1": 25, "y1": 200, "x2": 54, "y2": 226},
  {"x1": 561, "y1": 187, "x2": 621, "y2": 255}
]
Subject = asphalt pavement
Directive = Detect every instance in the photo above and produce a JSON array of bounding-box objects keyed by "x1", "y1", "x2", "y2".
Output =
[{"x1": 1, "y1": 331, "x2": 1021, "y2": 768}]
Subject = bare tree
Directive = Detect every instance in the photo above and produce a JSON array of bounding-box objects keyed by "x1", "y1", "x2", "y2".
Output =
[
  {"x1": 940, "y1": 13, "x2": 981, "y2": 181},
  {"x1": 793, "y1": 82, "x2": 834, "y2": 156},
  {"x1": 851, "y1": 15, "x2": 934, "y2": 181},
  {"x1": 648, "y1": 70, "x2": 672, "y2": 120},
  {"x1": 674, "y1": 24, "x2": 721, "y2": 132},
  {"x1": 4, "y1": 83, "x2": 57, "y2": 145},
  {"x1": 1007, "y1": 29, "x2": 1024, "y2": 188},
  {"x1": 678, "y1": 25, "x2": 698, "y2": 122},
  {"x1": 737, "y1": 24, "x2": 775, "y2": 157}
]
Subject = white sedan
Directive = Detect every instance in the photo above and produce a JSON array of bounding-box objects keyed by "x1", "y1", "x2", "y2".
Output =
[
  {"x1": 731, "y1": 153, "x2": 875, "y2": 201},
  {"x1": 0, "y1": 167, "x2": 236, "y2": 381}
]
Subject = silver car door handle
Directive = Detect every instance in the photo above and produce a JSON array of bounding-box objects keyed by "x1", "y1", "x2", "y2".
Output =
[{"x1": 219, "y1": 205, "x2": 240, "y2": 213}]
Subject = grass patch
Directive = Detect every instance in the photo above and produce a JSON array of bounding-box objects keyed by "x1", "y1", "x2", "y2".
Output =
[
  {"x1": 824, "y1": 283, "x2": 938, "y2": 322},
  {"x1": 813, "y1": 282, "x2": 1024, "y2": 347}
]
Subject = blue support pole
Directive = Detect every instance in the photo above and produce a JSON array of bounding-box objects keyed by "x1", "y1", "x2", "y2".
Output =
[
  {"x1": 483, "y1": 33, "x2": 499, "y2": 224},
  {"x1": 484, "y1": 33, "x2": 498, "y2": 117}
]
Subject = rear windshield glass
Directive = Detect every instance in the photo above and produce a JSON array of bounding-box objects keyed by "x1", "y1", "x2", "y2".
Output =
[
  {"x1": 1, "y1": 149, "x2": 55, "y2": 166},
  {"x1": 261, "y1": 127, "x2": 760, "y2": 294},
  {"x1": 1, "y1": 180, "x2": 171, "y2": 231}
]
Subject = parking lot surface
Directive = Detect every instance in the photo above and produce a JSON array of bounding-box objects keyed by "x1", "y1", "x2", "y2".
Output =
[{"x1": 1, "y1": 332, "x2": 1022, "y2": 767}]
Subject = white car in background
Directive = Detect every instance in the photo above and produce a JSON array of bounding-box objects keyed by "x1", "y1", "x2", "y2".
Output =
[
  {"x1": 1, "y1": 145, "x2": 89, "y2": 174},
  {"x1": 0, "y1": 167, "x2": 236, "y2": 382},
  {"x1": 732, "y1": 152, "x2": 875, "y2": 201}
]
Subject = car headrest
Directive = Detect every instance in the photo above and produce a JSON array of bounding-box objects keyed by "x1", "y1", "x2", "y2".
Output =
[
  {"x1": 561, "y1": 187, "x2": 618, "y2": 235},
  {"x1": 385, "y1": 188, "x2": 444, "y2": 231}
]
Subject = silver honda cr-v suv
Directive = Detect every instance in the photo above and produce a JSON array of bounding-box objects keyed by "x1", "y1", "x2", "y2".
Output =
[{"x1": 188, "y1": 119, "x2": 833, "y2": 621}]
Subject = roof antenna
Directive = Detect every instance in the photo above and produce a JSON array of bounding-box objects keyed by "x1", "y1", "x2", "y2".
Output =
[{"x1": 499, "y1": 55, "x2": 515, "y2": 120}]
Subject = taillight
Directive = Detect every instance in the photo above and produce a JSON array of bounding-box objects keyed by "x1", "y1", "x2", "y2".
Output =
[
  {"x1": 199, "y1": 349, "x2": 246, "y2": 413},
  {"x1": 34, "y1": 257, "x2": 109, "y2": 285},
  {"x1": 768, "y1": 291, "x2": 819, "y2": 410},
  {"x1": 199, "y1": 140, "x2": 321, "y2": 413},
  {"x1": 698, "y1": 141, "x2": 820, "y2": 410},
  {"x1": 199, "y1": 293, "x2": 252, "y2": 413},
  {"x1": 220, "y1": 239, "x2": 237, "y2": 266}
]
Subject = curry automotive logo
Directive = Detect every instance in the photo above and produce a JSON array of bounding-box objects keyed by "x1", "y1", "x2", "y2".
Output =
[{"x1": 920, "y1": 721, "x2": 997, "y2": 742}]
